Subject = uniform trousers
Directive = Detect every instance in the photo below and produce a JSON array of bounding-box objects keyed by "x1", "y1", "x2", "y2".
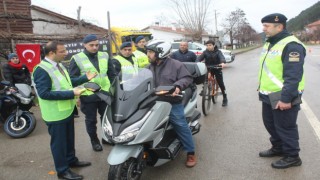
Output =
[
  {"x1": 262, "y1": 102, "x2": 300, "y2": 156},
  {"x1": 80, "y1": 100, "x2": 107, "y2": 140}
]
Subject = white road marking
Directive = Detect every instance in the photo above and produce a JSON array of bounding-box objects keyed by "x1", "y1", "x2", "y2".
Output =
[{"x1": 301, "y1": 98, "x2": 320, "y2": 142}]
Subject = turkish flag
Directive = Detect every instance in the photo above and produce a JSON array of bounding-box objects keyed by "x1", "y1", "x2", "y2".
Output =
[{"x1": 16, "y1": 44, "x2": 41, "y2": 72}]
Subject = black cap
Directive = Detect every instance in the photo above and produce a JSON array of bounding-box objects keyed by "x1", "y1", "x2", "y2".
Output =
[
  {"x1": 261, "y1": 13, "x2": 287, "y2": 23},
  {"x1": 120, "y1": 42, "x2": 132, "y2": 49}
]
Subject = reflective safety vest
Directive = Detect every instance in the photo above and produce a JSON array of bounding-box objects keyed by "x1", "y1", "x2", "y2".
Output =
[
  {"x1": 133, "y1": 50, "x2": 149, "y2": 68},
  {"x1": 72, "y1": 52, "x2": 111, "y2": 95},
  {"x1": 258, "y1": 35, "x2": 305, "y2": 93},
  {"x1": 33, "y1": 61, "x2": 75, "y2": 122},
  {"x1": 114, "y1": 55, "x2": 138, "y2": 74}
]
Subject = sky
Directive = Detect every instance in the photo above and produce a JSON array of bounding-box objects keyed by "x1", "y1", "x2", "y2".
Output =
[{"x1": 31, "y1": 0, "x2": 319, "y2": 33}]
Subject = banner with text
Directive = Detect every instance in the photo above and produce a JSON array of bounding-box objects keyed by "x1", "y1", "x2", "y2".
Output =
[{"x1": 64, "y1": 39, "x2": 110, "y2": 60}]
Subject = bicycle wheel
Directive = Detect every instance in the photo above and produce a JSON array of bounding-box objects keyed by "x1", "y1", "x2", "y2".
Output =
[
  {"x1": 212, "y1": 79, "x2": 219, "y2": 104},
  {"x1": 202, "y1": 82, "x2": 212, "y2": 116}
]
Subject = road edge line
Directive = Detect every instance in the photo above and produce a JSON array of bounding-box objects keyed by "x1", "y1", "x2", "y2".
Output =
[{"x1": 301, "y1": 98, "x2": 320, "y2": 142}]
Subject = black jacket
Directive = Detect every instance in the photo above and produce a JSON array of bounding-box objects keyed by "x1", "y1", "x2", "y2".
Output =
[
  {"x1": 197, "y1": 46, "x2": 226, "y2": 65},
  {"x1": 2, "y1": 63, "x2": 31, "y2": 85}
]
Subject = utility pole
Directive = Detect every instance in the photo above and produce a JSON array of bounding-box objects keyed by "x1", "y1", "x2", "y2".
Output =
[
  {"x1": 77, "y1": 6, "x2": 82, "y2": 34},
  {"x1": 215, "y1": 10, "x2": 218, "y2": 35}
]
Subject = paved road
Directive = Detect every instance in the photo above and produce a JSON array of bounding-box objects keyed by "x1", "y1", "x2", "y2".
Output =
[{"x1": 1, "y1": 46, "x2": 320, "y2": 180}]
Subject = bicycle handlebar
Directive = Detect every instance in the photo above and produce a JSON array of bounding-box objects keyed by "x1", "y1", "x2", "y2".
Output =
[{"x1": 207, "y1": 65, "x2": 222, "y2": 70}]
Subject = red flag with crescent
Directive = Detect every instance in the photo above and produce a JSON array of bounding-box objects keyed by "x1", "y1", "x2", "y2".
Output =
[{"x1": 16, "y1": 44, "x2": 41, "y2": 72}]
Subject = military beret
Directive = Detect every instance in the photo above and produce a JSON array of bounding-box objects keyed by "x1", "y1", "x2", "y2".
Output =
[
  {"x1": 8, "y1": 53, "x2": 18, "y2": 60},
  {"x1": 120, "y1": 42, "x2": 132, "y2": 49},
  {"x1": 83, "y1": 34, "x2": 98, "y2": 43},
  {"x1": 135, "y1": 36, "x2": 145, "y2": 44},
  {"x1": 261, "y1": 13, "x2": 287, "y2": 23}
]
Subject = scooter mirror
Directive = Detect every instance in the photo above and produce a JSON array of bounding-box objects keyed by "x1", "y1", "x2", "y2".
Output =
[{"x1": 84, "y1": 82, "x2": 101, "y2": 92}]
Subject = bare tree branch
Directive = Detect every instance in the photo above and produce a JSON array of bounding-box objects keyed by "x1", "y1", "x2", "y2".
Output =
[{"x1": 168, "y1": 0, "x2": 212, "y2": 41}]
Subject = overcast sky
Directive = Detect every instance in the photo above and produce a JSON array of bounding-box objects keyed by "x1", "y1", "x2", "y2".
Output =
[{"x1": 31, "y1": 0, "x2": 319, "y2": 33}]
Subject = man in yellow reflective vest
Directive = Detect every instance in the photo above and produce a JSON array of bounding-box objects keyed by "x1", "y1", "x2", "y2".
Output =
[
  {"x1": 112, "y1": 42, "x2": 139, "y2": 75},
  {"x1": 257, "y1": 13, "x2": 306, "y2": 169},
  {"x1": 33, "y1": 41, "x2": 97, "y2": 180},
  {"x1": 133, "y1": 36, "x2": 149, "y2": 68},
  {"x1": 69, "y1": 34, "x2": 117, "y2": 152}
]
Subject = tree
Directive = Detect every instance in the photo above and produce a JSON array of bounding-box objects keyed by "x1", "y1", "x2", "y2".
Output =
[
  {"x1": 235, "y1": 23, "x2": 259, "y2": 46},
  {"x1": 222, "y1": 8, "x2": 247, "y2": 49},
  {"x1": 168, "y1": 0, "x2": 212, "y2": 41}
]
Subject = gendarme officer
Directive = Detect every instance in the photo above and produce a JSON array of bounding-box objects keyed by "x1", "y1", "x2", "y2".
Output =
[{"x1": 258, "y1": 13, "x2": 306, "y2": 169}]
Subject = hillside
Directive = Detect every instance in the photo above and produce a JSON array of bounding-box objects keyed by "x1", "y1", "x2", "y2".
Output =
[{"x1": 287, "y1": 1, "x2": 320, "y2": 32}]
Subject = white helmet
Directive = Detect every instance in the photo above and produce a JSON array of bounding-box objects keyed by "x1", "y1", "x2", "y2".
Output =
[{"x1": 146, "y1": 40, "x2": 172, "y2": 59}]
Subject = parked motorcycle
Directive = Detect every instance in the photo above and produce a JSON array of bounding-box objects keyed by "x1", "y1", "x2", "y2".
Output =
[
  {"x1": 91, "y1": 63, "x2": 206, "y2": 180},
  {"x1": 0, "y1": 81, "x2": 36, "y2": 138}
]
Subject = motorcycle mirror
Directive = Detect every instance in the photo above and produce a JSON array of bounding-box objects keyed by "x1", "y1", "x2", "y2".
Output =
[{"x1": 84, "y1": 82, "x2": 101, "y2": 92}]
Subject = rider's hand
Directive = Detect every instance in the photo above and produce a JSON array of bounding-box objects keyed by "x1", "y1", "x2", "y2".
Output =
[
  {"x1": 219, "y1": 63, "x2": 226, "y2": 68},
  {"x1": 172, "y1": 87, "x2": 180, "y2": 97},
  {"x1": 86, "y1": 71, "x2": 97, "y2": 80},
  {"x1": 9, "y1": 88, "x2": 17, "y2": 93}
]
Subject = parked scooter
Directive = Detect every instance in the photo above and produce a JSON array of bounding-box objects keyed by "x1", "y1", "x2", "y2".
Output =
[
  {"x1": 0, "y1": 81, "x2": 36, "y2": 138},
  {"x1": 91, "y1": 63, "x2": 206, "y2": 180}
]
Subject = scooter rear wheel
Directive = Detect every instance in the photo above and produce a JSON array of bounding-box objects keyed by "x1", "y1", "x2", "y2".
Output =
[
  {"x1": 108, "y1": 158, "x2": 141, "y2": 180},
  {"x1": 4, "y1": 112, "x2": 36, "y2": 138}
]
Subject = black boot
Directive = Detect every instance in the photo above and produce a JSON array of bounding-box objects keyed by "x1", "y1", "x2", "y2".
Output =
[
  {"x1": 222, "y1": 94, "x2": 228, "y2": 106},
  {"x1": 90, "y1": 136, "x2": 103, "y2": 152}
]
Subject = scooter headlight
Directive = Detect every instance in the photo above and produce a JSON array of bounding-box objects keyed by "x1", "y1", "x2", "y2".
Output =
[
  {"x1": 112, "y1": 111, "x2": 151, "y2": 143},
  {"x1": 102, "y1": 115, "x2": 113, "y2": 136},
  {"x1": 113, "y1": 129, "x2": 139, "y2": 143}
]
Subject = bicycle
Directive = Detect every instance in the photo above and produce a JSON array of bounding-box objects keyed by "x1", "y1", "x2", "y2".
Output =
[{"x1": 201, "y1": 65, "x2": 222, "y2": 116}]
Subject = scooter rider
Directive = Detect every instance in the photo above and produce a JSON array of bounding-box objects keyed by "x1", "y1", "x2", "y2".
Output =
[{"x1": 146, "y1": 40, "x2": 197, "y2": 167}]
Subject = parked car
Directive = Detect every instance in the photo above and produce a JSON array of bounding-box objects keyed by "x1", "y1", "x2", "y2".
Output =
[{"x1": 171, "y1": 42, "x2": 235, "y2": 63}]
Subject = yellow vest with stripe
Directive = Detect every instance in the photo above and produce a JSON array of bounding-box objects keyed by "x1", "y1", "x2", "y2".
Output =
[
  {"x1": 72, "y1": 52, "x2": 111, "y2": 95},
  {"x1": 33, "y1": 61, "x2": 75, "y2": 122},
  {"x1": 133, "y1": 50, "x2": 149, "y2": 68},
  {"x1": 114, "y1": 55, "x2": 139, "y2": 74},
  {"x1": 258, "y1": 35, "x2": 305, "y2": 92}
]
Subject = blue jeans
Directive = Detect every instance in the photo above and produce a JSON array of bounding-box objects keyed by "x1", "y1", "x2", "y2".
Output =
[{"x1": 169, "y1": 103, "x2": 195, "y2": 153}]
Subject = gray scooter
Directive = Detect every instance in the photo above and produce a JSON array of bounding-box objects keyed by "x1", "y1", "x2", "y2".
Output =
[{"x1": 87, "y1": 63, "x2": 206, "y2": 180}]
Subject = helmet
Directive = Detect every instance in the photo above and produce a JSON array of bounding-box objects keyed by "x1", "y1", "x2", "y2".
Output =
[{"x1": 146, "y1": 40, "x2": 171, "y2": 59}]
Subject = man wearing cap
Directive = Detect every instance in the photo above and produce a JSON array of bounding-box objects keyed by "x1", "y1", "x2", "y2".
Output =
[
  {"x1": 133, "y1": 36, "x2": 149, "y2": 68},
  {"x1": 69, "y1": 34, "x2": 117, "y2": 152},
  {"x1": 2, "y1": 53, "x2": 31, "y2": 85},
  {"x1": 112, "y1": 42, "x2": 138, "y2": 75},
  {"x1": 257, "y1": 13, "x2": 306, "y2": 169}
]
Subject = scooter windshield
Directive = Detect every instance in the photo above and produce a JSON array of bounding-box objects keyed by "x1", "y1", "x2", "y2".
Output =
[{"x1": 121, "y1": 68, "x2": 153, "y2": 91}]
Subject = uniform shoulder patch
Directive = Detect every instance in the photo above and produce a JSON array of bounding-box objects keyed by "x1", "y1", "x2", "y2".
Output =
[{"x1": 288, "y1": 52, "x2": 300, "y2": 62}]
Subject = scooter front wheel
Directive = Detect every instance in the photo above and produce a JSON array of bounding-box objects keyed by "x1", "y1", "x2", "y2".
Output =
[
  {"x1": 4, "y1": 112, "x2": 36, "y2": 138},
  {"x1": 108, "y1": 158, "x2": 142, "y2": 180}
]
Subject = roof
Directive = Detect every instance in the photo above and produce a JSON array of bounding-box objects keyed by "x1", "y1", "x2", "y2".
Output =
[
  {"x1": 306, "y1": 20, "x2": 320, "y2": 27},
  {"x1": 30, "y1": 5, "x2": 107, "y2": 32},
  {"x1": 142, "y1": 25, "x2": 215, "y2": 37}
]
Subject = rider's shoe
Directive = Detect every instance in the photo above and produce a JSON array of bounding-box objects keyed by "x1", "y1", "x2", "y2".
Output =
[
  {"x1": 222, "y1": 94, "x2": 228, "y2": 106},
  {"x1": 186, "y1": 154, "x2": 197, "y2": 167}
]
